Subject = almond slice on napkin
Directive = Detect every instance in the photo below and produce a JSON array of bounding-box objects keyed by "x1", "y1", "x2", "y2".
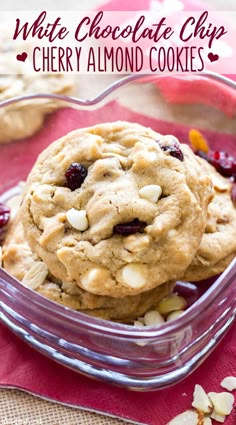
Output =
[
  {"x1": 221, "y1": 376, "x2": 236, "y2": 391},
  {"x1": 167, "y1": 409, "x2": 211, "y2": 425},
  {"x1": 192, "y1": 384, "x2": 213, "y2": 414}
]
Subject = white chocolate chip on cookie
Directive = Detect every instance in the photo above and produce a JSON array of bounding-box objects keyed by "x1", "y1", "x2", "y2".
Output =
[
  {"x1": 66, "y1": 208, "x2": 89, "y2": 231},
  {"x1": 123, "y1": 234, "x2": 150, "y2": 253},
  {"x1": 120, "y1": 263, "x2": 147, "y2": 289},
  {"x1": 20, "y1": 122, "x2": 213, "y2": 297},
  {"x1": 81, "y1": 267, "x2": 111, "y2": 292},
  {"x1": 139, "y1": 185, "x2": 162, "y2": 203},
  {"x1": 22, "y1": 262, "x2": 48, "y2": 290}
]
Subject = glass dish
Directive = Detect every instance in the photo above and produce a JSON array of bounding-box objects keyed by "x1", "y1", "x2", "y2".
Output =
[{"x1": 0, "y1": 73, "x2": 235, "y2": 391}]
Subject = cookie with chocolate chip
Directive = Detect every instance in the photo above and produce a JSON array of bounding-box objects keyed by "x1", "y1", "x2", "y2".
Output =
[
  {"x1": 183, "y1": 160, "x2": 236, "y2": 281},
  {"x1": 20, "y1": 121, "x2": 213, "y2": 297}
]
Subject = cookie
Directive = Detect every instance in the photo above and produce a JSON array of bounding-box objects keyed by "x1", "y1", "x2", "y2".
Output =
[
  {"x1": 2, "y1": 215, "x2": 174, "y2": 321},
  {"x1": 0, "y1": 73, "x2": 75, "y2": 144},
  {"x1": 183, "y1": 160, "x2": 236, "y2": 281},
  {"x1": 20, "y1": 121, "x2": 213, "y2": 298},
  {"x1": 0, "y1": 29, "x2": 75, "y2": 143}
]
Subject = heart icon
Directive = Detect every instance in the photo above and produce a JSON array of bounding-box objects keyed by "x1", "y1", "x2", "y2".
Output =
[
  {"x1": 208, "y1": 52, "x2": 219, "y2": 63},
  {"x1": 16, "y1": 52, "x2": 28, "y2": 62}
]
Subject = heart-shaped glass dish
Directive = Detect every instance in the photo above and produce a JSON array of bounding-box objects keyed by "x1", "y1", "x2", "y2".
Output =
[{"x1": 0, "y1": 73, "x2": 235, "y2": 391}]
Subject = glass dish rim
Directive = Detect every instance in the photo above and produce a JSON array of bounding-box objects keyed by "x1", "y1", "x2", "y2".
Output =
[
  {"x1": 0, "y1": 71, "x2": 235, "y2": 109},
  {"x1": 0, "y1": 70, "x2": 236, "y2": 338}
]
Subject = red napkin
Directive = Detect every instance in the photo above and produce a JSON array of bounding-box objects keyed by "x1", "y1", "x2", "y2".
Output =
[
  {"x1": 0, "y1": 101, "x2": 235, "y2": 425},
  {"x1": 0, "y1": 322, "x2": 235, "y2": 425}
]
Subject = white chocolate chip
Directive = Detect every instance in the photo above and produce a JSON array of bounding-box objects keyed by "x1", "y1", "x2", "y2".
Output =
[
  {"x1": 204, "y1": 418, "x2": 212, "y2": 425},
  {"x1": 221, "y1": 376, "x2": 236, "y2": 391},
  {"x1": 210, "y1": 410, "x2": 225, "y2": 423},
  {"x1": 143, "y1": 310, "x2": 165, "y2": 327},
  {"x1": 157, "y1": 294, "x2": 187, "y2": 316},
  {"x1": 139, "y1": 184, "x2": 162, "y2": 203},
  {"x1": 123, "y1": 234, "x2": 150, "y2": 253},
  {"x1": 167, "y1": 410, "x2": 199, "y2": 425},
  {"x1": 208, "y1": 392, "x2": 234, "y2": 416},
  {"x1": 166, "y1": 310, "x2": 184, "y2": 322},
  {"x1": 121, "y1": 263, "x2": 147, "y2": 289},
  {"x1": 192, "y1": 385, "x2": 213, "y2": 414},
  {"x1": 22, "y1": 262, "x2": 48, "y2": 290},
  {"x1": 66, "y1": 208, "x2": 88, "y2": 231},
  {"x1": 81, "y1": 267, "x2": 111, "y2": 292}
]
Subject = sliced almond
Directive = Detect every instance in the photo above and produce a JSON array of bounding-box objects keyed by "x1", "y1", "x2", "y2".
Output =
[
  {"x1": 143, "y1": 310, "x2": 165, "y2": 327},
  {"x1": 203, "y1": 418, "x2": 212, "y2": 425},
  {"x1": 208, "y1": 392, "x2": 234, "y2": 416},
  {"x1": 192, "y1": 385, "x2": 213, "y2": 414},
  {"x1": 212, "y1": 176, "x2": 229, "y2": 193},
  {"x1": 210, "y1": 410, "x2": 226, "y2": 423},
  {"x1": 22, "y1": 262, "x2": 48, "y2": 290},
  {"x1": 166, "y1": 310, "x2": 184, "y2": 322},
  {"x1": 134, "y1": 320, "x2": 145, "y2": 327},
  {"x1": 167, "y1": 410, "x2": 199, "y2": 425},
  {"x1": 220, "y1": 376, "x2": 236, "y2": 391},
  {"x1": 156, "y1": 294, "x2": 187, "y2": 316}
]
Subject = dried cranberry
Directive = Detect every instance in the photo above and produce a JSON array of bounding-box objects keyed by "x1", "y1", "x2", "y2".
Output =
[
  {"x1": 196, "y1": 149, "x2": 236, "y2": 179},
  {"x1": 231, "y1": 183, "x2": 236, "y2": 206},
  {"x1": 65, "y1": 163, "x2": 88, "y2": 191},
  {"x1": 114, "y1": 218, "x2": 147, "y2": 236},
  {"x1": 160, "y1": 142, "x2": 184, "y2": 162},
  {"x1": 0, "y1": 203, "x2": 10, "y2": 228},
  {"x1": 0, "y1": 203, "x2": 10, "y2": 242},
  {"x1": 208, "y1": 151, "x2": 236, "y2": 178}
]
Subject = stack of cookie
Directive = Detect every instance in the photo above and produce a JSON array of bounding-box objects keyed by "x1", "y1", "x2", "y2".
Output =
[{"x1": 2, "y1": 122, "x2": 236, "y2": 322}]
